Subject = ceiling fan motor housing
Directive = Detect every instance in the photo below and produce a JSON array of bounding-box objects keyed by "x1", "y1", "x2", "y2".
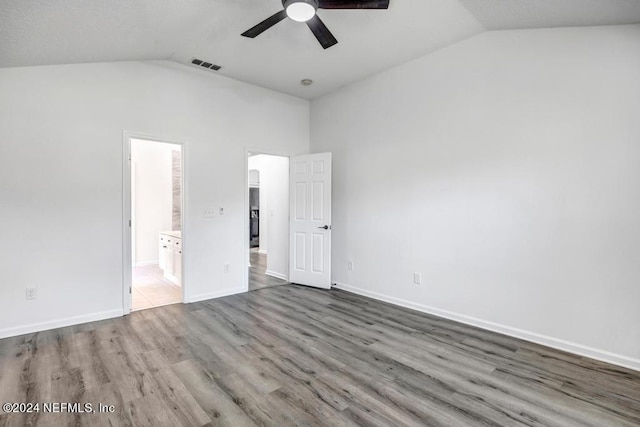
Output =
[{"x1": 283, "y1": 0, "x2": 319, "y2": 11}]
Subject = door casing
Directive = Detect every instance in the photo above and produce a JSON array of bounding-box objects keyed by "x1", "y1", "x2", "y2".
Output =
[{"x1": 122, "y1": 131, "x2": 187, "y2": 314}]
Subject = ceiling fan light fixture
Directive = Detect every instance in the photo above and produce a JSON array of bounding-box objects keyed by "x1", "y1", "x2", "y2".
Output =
[
  {"x1": 284, "y1": 0, "x2": 317, "y2": 22},
  {"x1": 242, "y1": 0, "x2": 389, "y2": 49}
]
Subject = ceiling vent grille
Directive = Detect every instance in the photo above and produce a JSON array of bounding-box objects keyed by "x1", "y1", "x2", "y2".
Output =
[{"x1": 191, "y1": 58, "x2": 222, "y2": 71}]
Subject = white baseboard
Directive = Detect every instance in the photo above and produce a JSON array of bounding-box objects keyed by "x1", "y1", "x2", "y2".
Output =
[
  {"x1": 186, "y1": 286, "x2": 245, "y2": 304},
  {"x1": 333, "y1": 282, "x2": 640, "y2": 372},
  {"x1": 265, "y1": 270, "x2": 287, "y2": 281},
  {"x1": 164, "y1": 272, "x2": 182, "y2": 287},
  {"x1": 0, "y1": 287, "x2": 246, "y2": 339},
  {"x1": 0, "y1": 309, "x2": 124, "y2": 340},
  {"x1": 135, "y1": 260, "x2": 159, "y2": 267}
]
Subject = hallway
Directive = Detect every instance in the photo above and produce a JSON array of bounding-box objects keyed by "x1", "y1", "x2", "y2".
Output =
[{"x1": 248, "y1": 249, "x2": 288, "y2": 292}]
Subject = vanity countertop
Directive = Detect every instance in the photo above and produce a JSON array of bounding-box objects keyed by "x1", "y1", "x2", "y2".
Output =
[{"x1": 160, "y1": 230, "x2": 182, "y2": 239}]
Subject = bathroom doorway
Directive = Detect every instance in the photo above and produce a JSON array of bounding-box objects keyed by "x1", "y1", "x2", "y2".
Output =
[{"x1": 127, "y1": 137, "x2": 184, "y2": 311}]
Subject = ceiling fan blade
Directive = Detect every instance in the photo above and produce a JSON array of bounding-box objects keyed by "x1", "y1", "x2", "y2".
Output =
[
  {"x1": 318, "y1": 0, "x2": 389, "y2": 9},
  {"x1": 241, "y1": 10, "x2": 288, "y2": 38},
  {"x1": 306, "y1": 15, "x2": 338, "y2": 49}
]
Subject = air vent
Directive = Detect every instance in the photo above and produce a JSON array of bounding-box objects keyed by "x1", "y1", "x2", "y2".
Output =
[{"x1": 191, "y1": 57, "x2": 222, "y2": 72}]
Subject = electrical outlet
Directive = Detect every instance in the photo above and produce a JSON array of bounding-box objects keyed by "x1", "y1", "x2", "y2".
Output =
[
  {"x1": 347, "y1": 261, "x2": 354, "y2": 271},
  {"x1": 26, "y1": 288, "x2": 37, "y2": 300},
  {"x1": 224, "y1": 263, "x2": 230, "y2": 273},
  {"x1": 413, "y1": 272, "x2": 422, "y2": 285},
  {"x1": 203, "y1": 208, "x2": 216, "y2": 218}
]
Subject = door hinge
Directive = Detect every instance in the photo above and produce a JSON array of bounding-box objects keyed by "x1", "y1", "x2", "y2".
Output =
[
  {"x1": 129, "y1": 220, "x2": 132, "y2": 227},
  {"x1": 129, "y1": 286, "x2": 132, "y2": 294}
]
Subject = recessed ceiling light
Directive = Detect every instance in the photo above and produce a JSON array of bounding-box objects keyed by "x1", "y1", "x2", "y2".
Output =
[{"x1": 301, "y1": 79, "x2": 313, "y2": 86}]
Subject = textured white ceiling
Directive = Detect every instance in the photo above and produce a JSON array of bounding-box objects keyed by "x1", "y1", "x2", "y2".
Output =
[
  {"x1": 1, "y1": 0, "x2": 638, "y2": 99},
  {"x1": 173, "y1": 0, "x2": 484, "y2": 98},
  {"x1": 0, "y1": 0, "x2": 201, "y2": 64},
  {"x1": 458, "y1": 0, "x2": 640, "y2": 30}
]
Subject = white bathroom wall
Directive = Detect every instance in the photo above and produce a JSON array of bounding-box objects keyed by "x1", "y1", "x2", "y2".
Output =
[
  {"x1": 247, "y1": 154, "x2": 290, "y2": 279},
  {"x1": 131, "y1": 139, "x2": 176, "y2": 265},
  {"x1": 310, "y1": 25, "x2": 640, "y2": 369},
  {"x1": 0, "y1": 60, "x2": 309, "y2": 338}
]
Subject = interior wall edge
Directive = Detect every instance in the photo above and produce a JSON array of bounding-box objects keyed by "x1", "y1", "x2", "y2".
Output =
[
  {"x1": 0, "y1": 308, "x2": 124, "y2": 340},
  {"x1": 186, "y1": 286, "x2": 246, "y2": 304},
  {"x1": 333, "y1": 282, "x2": 640, "y2": 373},
  {"x1": 135, "y1": 260, "x2": 160, "y2": 267},
  {"x1": 265, "y1": 270, "x2": 288, "y2": 281}
]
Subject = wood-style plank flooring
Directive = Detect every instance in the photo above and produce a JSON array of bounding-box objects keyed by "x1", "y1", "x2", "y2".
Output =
[
  {"x1": 0, "y1": 285, "x2": 639, "y2": 426},
  {"x1": 248, "y1": 250, "x2": 288, "y2": 292}
]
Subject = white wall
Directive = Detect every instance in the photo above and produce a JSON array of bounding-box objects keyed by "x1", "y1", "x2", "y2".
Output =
[
  {"x1": 247, "y1": 154, "x2": 290, "y2": 279},
  {"x1": 131, "y1": 139, "x2": 176, "y2": 265},
  {"x1": 0, "y1": 60, "x2": 308, "y2": 337},
  {"x1": 310, "y1": 25, "x2": 640, "y2": 369}
]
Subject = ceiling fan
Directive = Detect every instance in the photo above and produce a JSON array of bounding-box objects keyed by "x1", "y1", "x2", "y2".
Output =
[{"x1": 241, "y1": 0, "x2": 390, "y2": 49}]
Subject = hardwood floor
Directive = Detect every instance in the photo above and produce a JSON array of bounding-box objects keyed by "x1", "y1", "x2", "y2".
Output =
[
  {"x1": 1, "y1": 285, "x2": 639, "y2": 426},
  {"x1": 248, "y1": 250, "x2": 288, "y2": 292}
]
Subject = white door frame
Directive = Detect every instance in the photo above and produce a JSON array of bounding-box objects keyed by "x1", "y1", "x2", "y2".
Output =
[
  {"x1": 243, "y1": 147, "x2": 291, "y2": 292},
  {"x1": 122, "y1": 131, "x2": 187, "y2": 314}
]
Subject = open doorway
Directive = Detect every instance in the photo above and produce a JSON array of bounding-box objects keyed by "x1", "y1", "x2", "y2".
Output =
[
  {"x1": 129, "y1": 138, "x2": 183, "y2": 310},
  {"x1": 247, "y1": 153, "x2": 290, "y2": 291}
]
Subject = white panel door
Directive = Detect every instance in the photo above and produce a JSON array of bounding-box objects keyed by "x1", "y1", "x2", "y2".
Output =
[{"x1": 289, "y1": 153, "x2": 332, "y2": 289}]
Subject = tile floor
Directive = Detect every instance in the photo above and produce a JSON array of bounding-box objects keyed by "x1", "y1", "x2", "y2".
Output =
[{"x1": 132, "y1": 264, "x2": 182, "y2": 311}]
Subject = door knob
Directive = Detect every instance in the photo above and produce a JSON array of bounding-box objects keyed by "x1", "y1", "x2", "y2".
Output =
[{"x1": 318, "y1": 225, "x2": 331, "y2": 230}]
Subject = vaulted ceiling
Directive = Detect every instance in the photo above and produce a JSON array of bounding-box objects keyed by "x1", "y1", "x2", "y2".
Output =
[{"x1": 1, "y1": 0, "x2": 639, "y2": 99}]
